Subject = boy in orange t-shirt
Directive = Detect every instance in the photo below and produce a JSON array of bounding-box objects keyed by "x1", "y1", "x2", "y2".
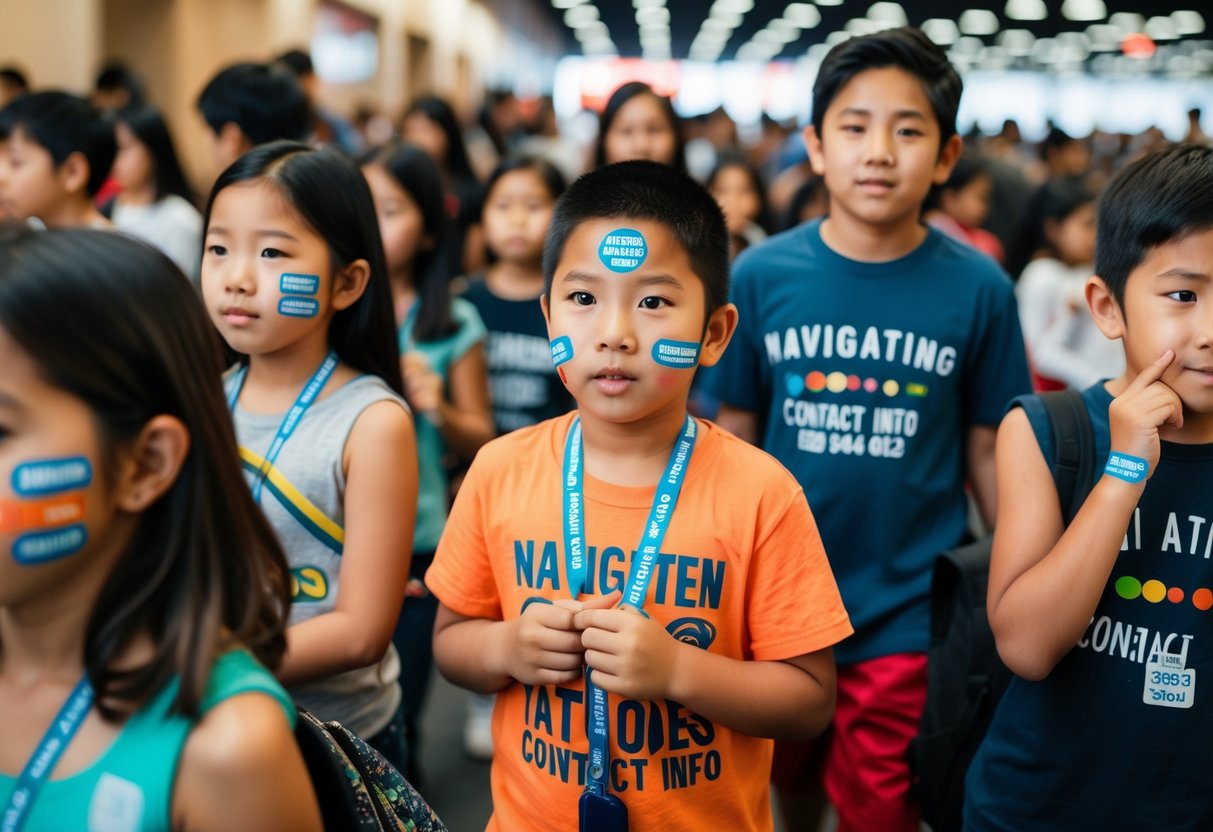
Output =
[{"x1": 427, "y1": 160, "x2": 852, "y2": 832}]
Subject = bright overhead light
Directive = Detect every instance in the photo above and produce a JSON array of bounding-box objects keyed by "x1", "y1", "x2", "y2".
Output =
[
  {"x1": 1145, "y1": 15, "x2": 1178, "y2": 40},
  {"x1": 1031, "y1": 36, "x2": 1056, "y2": 61},
  {"x1": 1086, "y1": 23, "x2": 1121, "y2": 50},
  {"x1": 583, "y1": 38, "x2": 616, "y2": 54},
  {"x1": 846, "y1": 17, "x2": 880, "y2": 35},
  {"x1": 701, "y1": 17, "x2": 734, "y2": 33},
  {"x1": 954, "y1": 36, "x2": 984, "y2": 56},
  {"x1": 978, "y1": 45, "x2": 1010, "y2": 69},
  {"x1": 1172, "y1": 10, "x2": 1206, "y2": 35},
  {"x1": 1060, "y1": 0, "x2": 1105, "y2": 23},
  {"x1": 998, "y1": 28, "x2": 1036, "y2": 55},
  {"x1": 817, "y1": 0, "x2": 843, "y2": 6},
  {"x1": 753, "y1": 29, "x2": 784, "y2": 45},
  {"x1": 636, "y1": 6, "x2": 670, "y2": 25},
  {"x1": 574, "y1": 21, "x2": 609, "y2": 40},
  {"x1": 770, "y1": 17, "x2": 800, "y2": 34},
  {"x1": 711, "y1": 0, "x2": 754, "y2": 13},
  {"x1": 1109, "y1": 12, "x2": 1144, "y2": 32},
  {"x1": 633, "y1": 0, "x2": 665, "y2": 7},
  {"x1": 564, "y1": 5, "x2": 598, "y2": 27},
  {"x1": 959, "y1": 9, "x2": 998, "y2": 35},
  {"x1": 868, "y1": 2, "x2": 907, "y2": 26},
  {"x1": 786, "y1": 3, "x2": 821, "y2": 28},
  {"x1": 825, "y1": 30, "x2": 853, "y2": 45},
  {"x1": 708, "y1": 9, "x2": 744, "y2": 27},
  {"x1": 551, "y1": 0, "x2": 586, "y2": 8},
  {"x1": 1004, "y1": 0, "x2": 1046, "y2": 22},
  {"x1": 921, "y1": 18, "x2": 960, "y2": 46}
]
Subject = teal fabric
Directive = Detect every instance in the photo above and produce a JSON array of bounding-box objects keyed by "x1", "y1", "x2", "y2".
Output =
[
  {"x1": 0, "y1": 649, "x2": 294, "y2": 831},
  {"x1": 399, "y1": 297, "x2": 487, "y2": 550}
]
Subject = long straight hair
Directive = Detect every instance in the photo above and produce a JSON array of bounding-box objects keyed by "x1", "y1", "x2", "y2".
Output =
[
  {"x1": 0, "y1": 227, "x2": 291, "y2": 719},
  {"x1": 360, "y1": 141, "x2": 456, "y2": 343},
  {"x1": 115, "y1": 104, "x2": 195, "y2": 205},
  {"x1": 203, "y1": 141, "x2": 405, "y2": 396}
]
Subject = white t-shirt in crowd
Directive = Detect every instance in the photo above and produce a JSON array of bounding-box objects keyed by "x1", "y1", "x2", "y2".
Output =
[{"x1": 113, "y1": 194, "x2": 203, "y2": 281}]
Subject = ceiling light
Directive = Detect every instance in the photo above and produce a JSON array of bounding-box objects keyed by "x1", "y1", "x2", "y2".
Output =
[
  {"x1": 825, "y1": 30, "x2": 853, "y2": 44},
  {"x1": 817, "y1": 0, "x2": 843, "y2": 6},
  {"x1": 1086, "y1": 23, "x2": 1121, "y2": 50},
  {"x1": 694, "y1": 29, "x2": 730, "y2": 44},
  {"x1": 564, "y1": 5, "x2": 598, "y2": 27},
  {"x1": 708, "y1": 9, "x2": 744, "y2": 27},
  {"x1": 1145, "y1": 15, "x2": 1178, "y2": 40},
  {"x1": 1172, "y1": 10, "x2": 1205, "y2": 35},
  {"x1": 868, "y1": 2, "x2": 907, "y2": 26},
  {"x1": 770, "y1": 18, "x2": 800, "y2": 34},
  {"x1": 1109, "y1": 12, "x2": 1144, "y2": 32},
  {"x1": 636, "y1": 6, "x2": 670, "y2": 25},
  {"x1": 574, "y1": 22, "x2": 609, "y2": 40},
  {"x1": 786, "y1": 3, "x2": 821, "y2": 29},
  {"x1": 959, "y1": 9, "x2": 998, "y2": 35},
  {"x1": 978, "y1": 45, "x2": 1010, "y2": 69},
  {"x1": 1060, "y1": 0, "x2": 1105, "y2": 23},
  {"x1": 846, "y1": 17, "x2": 880, "y2": 35},
  {"x1": 753, "y1": 29, "x2": 784, "y2": 45},
  {"x1": 701, "y1": 17, "x2": 734, "y2": 33},
  {"x1": 921, "y1": 18, "x2": 959, "y2": 46},
  {"x1": 552, "y1": 0, "x2": 586, "y2": 8},
  {"x1": 954, "y1": 36, "x2": 984, "y2": 56},
  {"x1": 1031, "y1": 36, "x2": 1056, "y2": 61},
  {"x1": 711, "y1": 0, "x2": 754, "y2": 13},
  {"x1": 633, "y1": 0, "x2": 664, "y2": 6},
  {"x1": 999, "y1": 28, "x2": 1036, "y2": 55},
  {"x1": 1004, "y1": 0, "x2": 1046, "y2": 21}
]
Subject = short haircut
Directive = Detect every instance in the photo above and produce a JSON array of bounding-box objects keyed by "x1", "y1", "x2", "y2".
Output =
[
  {"x1": 1095, "y1": 143, "x2": 1213, "y2": 306},
  {"x1": 94, "y1": 61, "x2": 145, "y2": 106},
  {"x1": 0, "y1": 67, "x2": 29, "y2": 92},
  {"x1": 275, "y1": 49, "x2": 314, "y2": 77},
  {"x1": 812, "y1": 26, "x2": 963, "y2": 148},
  {"x1": 543, "y1": 160, "x2": 729, "y2": 314},
  {"x1": 1040, "y1": 126, "x2": 1078, "y2": 161},
  {"x1": 196, "y1": 62, "x2": 310, "y2": 146},
  {"x1": 485, "y1": 155, "x2": 567, "y2": 205},
  {"x1": 0, "y1": 91, "x2": 117, "y2": 197}
]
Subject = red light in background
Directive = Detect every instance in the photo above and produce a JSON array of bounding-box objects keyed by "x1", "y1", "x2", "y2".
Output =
[{"x1": 1122, "y1": 32, "x2": 1156, "y2": 58}]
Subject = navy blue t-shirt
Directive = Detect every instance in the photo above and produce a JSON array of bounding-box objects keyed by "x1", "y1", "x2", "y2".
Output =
[
  {"x1": 965, "y1": 383, "x2": 1213, "y2": 831},
  {"x1": 463, "y1": 277, "x2": 573, "y2": 433},
  {"x1": 708, "y1": 219, "x2": 1030, "y2": 663}
]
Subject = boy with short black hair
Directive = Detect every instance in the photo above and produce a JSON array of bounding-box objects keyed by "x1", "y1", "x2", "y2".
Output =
[
  {"x1": 427, "y1": 160, "x2": 852, "y2": 831},
  {"x1": 966, "y1": 144, "x2": 1213, "y2": 830},
  {"x1": 0, "y1": 91, "x2": 116, "y2": 229},
  {"x1": 709, "y1": 26, "x2": 1031, "y2": 830},
  {"x1": 195, "y1": 62, "x2": 310, "y2": 176}
]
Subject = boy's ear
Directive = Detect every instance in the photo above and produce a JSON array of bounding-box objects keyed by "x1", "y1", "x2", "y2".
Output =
[
  {"x1": 114, "y1": 415, "x2": 191, "y2": 513},
  {"x1": 58, "y1": 151, "x2": 92, "y2": 197},
  {"x1": 331, "y1": 258, "x2": 371, "y2": 312},
  {"x1": 803, "y1": 125, "x2": 826, "y2": 177},
  {"x1": 219, "y1": 122, "x2": 250, "y2": 162},
  {"x1": 697, "y1": 303, "x2": 739, "y2": 368},
  {"x1": 932, "y1": 134, "x2": 964, "y2": 185},
  {"x1": 1086, "y1": 275, "x2": 1125, "y2": 340}
]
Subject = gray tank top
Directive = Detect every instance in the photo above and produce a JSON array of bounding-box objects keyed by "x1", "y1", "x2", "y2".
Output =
[{"x1": 229, "y1": 372, "x2": 409, "y2": 737}]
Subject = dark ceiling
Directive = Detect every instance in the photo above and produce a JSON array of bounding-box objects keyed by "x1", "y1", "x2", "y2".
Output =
[{"x1": 532, "y1": 1, "x2": 1210, "y2": 63}]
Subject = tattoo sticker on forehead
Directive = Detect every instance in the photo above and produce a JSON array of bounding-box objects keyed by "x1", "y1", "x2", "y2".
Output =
[
  {"x1": 598, "y1": 228, "x2": 648, "y2": 273},
  {"x1": 550, "y1": 335, "x2": 574, "y2": 368},
  {"x1": 280, "y1": 273, "x2": 320, "y2": 296},
  {"x1": 279, "y1": 297, "x2": 320, "y2": 318},
  {"x1": 11, "y1": 457, "x2": 92, "y2": 497},
  {"x1": 651, "y1": 339, "x2": 700, "y2": 368}
]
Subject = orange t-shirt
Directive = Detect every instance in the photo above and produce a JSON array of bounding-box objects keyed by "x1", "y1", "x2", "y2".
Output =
[{"x1": 427, "y1": 412, "x2": 852, "y2": 832}]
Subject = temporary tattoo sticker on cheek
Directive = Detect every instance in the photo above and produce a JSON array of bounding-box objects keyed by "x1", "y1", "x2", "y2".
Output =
[
  {"x1": 0, "y1": 493, "x2": 86, "y2": 533},
  {"x1": 651, "y1": 339, "x2": 701, "y2": 368},
  {"x1": 11, "y1": 457, "x2": 92, "y2": 497},
  {"x1": 280, "y1": 273, "x2": 320, "y2": 295},
  {"x1": 12, "y1": 524, "x2": 88, "y2": 565},
  {"x1": 598, "y1": 228, "x2": 648, "y2": 273},
  {"x1": 279, "y1": 297, "x2": 320, "y2": 318},
  {"x1": 551, "y1": 335, "x2": 574, "y2": 368}
]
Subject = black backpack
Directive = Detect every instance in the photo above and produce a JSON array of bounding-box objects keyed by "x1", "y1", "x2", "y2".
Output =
[
  {"x1": 909, "y1": 390, "x2": 1096, "y2": 832},
  {"x1": 294, "y1": 708, "x2": 447, "y2": 831}
]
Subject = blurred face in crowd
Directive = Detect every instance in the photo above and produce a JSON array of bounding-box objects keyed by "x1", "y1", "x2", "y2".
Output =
[
  {"x1": 1047, "y1": 201, "x2": 1096, "y2": 267},
  {"x1": 401, "y1": 113, "x2": 449, "y2": 171},
  {"x1": 111, "y1": 121, "x2": 155, "y2": 196},
  {"x1": 941, "y1": 171, "x2": 992, "y2": 229},
  {"x1": 362, "y1": 162, "x2": 430, "y2": 277},
  {"x1": 603, "y1": 93, "x2": 678, "y2": 167},
  {"x1": 710, "y1": 164, "x2": 762, "y2": 236},
  {"x1": 482, "y1": 168, "x2": 554, "y2": 265}
]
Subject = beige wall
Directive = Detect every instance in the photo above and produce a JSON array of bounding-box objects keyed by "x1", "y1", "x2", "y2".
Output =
[{"x1": 2, "y1": 0, "x2": 510, "y2": 190}]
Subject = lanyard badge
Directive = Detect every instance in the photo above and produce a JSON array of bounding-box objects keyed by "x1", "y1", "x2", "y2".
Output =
[{"x1": 564, "y1": 414, "x2": 697, "y2": 832}]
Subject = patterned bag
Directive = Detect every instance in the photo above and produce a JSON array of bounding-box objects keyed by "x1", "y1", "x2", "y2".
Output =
[{"x1": 295, "y1": 708, "x2": 447, "y2": 831}]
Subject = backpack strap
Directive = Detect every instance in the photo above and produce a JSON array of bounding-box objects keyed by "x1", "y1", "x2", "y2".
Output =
[{"x1": 1039, "y1": 389, "x2": 1097, "y2": 524}]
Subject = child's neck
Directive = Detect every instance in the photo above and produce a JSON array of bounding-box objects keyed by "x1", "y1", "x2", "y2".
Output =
[
  {"x1": 390, "y1": 272, "x2": 416, "y2": 325},
  {"x1": 117, "y1": 183, "x2": 156, "y2": 207},
  {"x1": 486, "y1": 260, "x2": 544, "y2": 300},
  {"x1": 820, "y1": 210, "x2": 928, "y2": 263},
  {"x1": 244, "y1": 331, "x2": 336, "y2": 410},
  {"x1": 577, "y1": 400, "x2": 691, "y2": 487},
  {"x1": 43, "y1": 197, "x2": 111, "y2": 230}
]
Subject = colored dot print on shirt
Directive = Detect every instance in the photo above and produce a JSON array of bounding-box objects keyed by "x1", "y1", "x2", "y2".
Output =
[
  {"x1": 864, "y1": 377, "x2": 878, "y2": 393},
  {"x1": 826, "y1": 372, "x2": 848, "y2": 393},
  {"x1": 785, "y1": 373, "x2": 806, "y2": 396},
  {"x1": 1116, "y1": 576, "x2": 1213, "y2": 610},
  {"x1": 847, "y1": 375, "x2": 861, "y2": 391},
  {"x1": 806, "y1": 371, "x2": 827, "y2": 392},
  {"x1": 883, "y1": 380, "x2": 900, "y2": 397},
  {"x1": 907, "y1": 383, "x2": 929, "y2": 397}
]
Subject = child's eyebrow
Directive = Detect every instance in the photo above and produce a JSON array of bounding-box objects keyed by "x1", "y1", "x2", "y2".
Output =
[
  {"x1": 637, "y1": 273, "x2": 685, "y2": 289},
  {"x1": 1157, "y1": 267, "x2": 1210, "y2": 281},
  {"x1": 837, "y1": 107, "x2": 928, "y2": 121},
  {"x1": 563, "y1": 270, "x2": 602, "y2": 285}
]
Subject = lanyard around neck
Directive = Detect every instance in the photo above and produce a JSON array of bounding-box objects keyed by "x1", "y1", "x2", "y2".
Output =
[
  {"x1": 227, "y1": 351, "x2": 339, "y2": 503},
  {"x1": 1, "y1": 676, "x2": 94, "y2": 832},
  {"x1": 562, "y1": 413, "x2": 698, "y2": 798}
]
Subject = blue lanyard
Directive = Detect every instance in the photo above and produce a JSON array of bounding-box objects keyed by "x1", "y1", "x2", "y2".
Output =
[
  {"x1": 562, "y1": 414, "x2": 698, "y2": 798},
  {"x1": 227, "y1": 351, "x2": 339, "y2": 502},
  {"x1": 1, "y1": 676, "x2": 94, "y2": 832}
]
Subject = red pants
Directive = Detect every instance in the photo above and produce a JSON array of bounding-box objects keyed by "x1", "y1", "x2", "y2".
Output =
[{"x1": 773, "y1": 652, "x2": 928, "y2": 832}]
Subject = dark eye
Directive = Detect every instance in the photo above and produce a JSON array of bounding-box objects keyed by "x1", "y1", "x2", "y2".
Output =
[
  {"x1": 1168, "y1": 290, "x2": 1197, "y2": 303},
  {"x1": 261, "y1": 248, "x2": 285, "y2": 259},
  {"x1": 898, "y1": 127, "x2": 924, "y2": 137},
  {"x1": 639, "y1": 296, "x2": 667, "y2": 310},
  {"x1": 571, "y1": 291, "x2": 595, "y2": 306},
  {"x1": 207, "y1": 244, "x2": 227, "y2": 256}
]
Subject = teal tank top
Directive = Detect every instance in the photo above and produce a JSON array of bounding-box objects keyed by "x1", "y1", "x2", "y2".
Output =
[{"x1": 0, "y1": 649, "x2": 294, "y2": 832}]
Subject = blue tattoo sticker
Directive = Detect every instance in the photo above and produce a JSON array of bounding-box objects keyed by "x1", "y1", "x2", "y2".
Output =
[
  {"x1": 551, "y1": 335, "x2": 574, "y2": 367},
  {"x1": 278, "y1": 297, "x2": 320, "y2": 318},
  {"x1": 598, "y1": 228, "x2": 647, "y2": 273},
  {"x1": 11, "y1": 457, "x2": 93, "y2": 497},
  {"x1": 280, "y1": 273, "x2": 320, "y2": 295},
  {"x1": 651, "y1": 339, "x2": 700, "y2": 368},
  {"x1": 13, "y1": 524, "x2": 87, "y2": 565}
]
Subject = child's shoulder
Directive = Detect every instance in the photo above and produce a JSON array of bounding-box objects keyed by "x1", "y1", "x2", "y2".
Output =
[
  {"x1": 471, "y1": 412, "x2": 571, "y2": 472},
  {"x1": 925, "y1": 229, "x2": 1012, "y2": 287},
  {"x1": 698, "y1": 418, "x2": 806, "y2": 502}
]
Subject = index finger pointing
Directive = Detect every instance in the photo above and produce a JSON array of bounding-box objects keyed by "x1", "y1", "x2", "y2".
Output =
[{"x1": 1126, "y1": 349, "x2": 1175, "y2": 394}]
